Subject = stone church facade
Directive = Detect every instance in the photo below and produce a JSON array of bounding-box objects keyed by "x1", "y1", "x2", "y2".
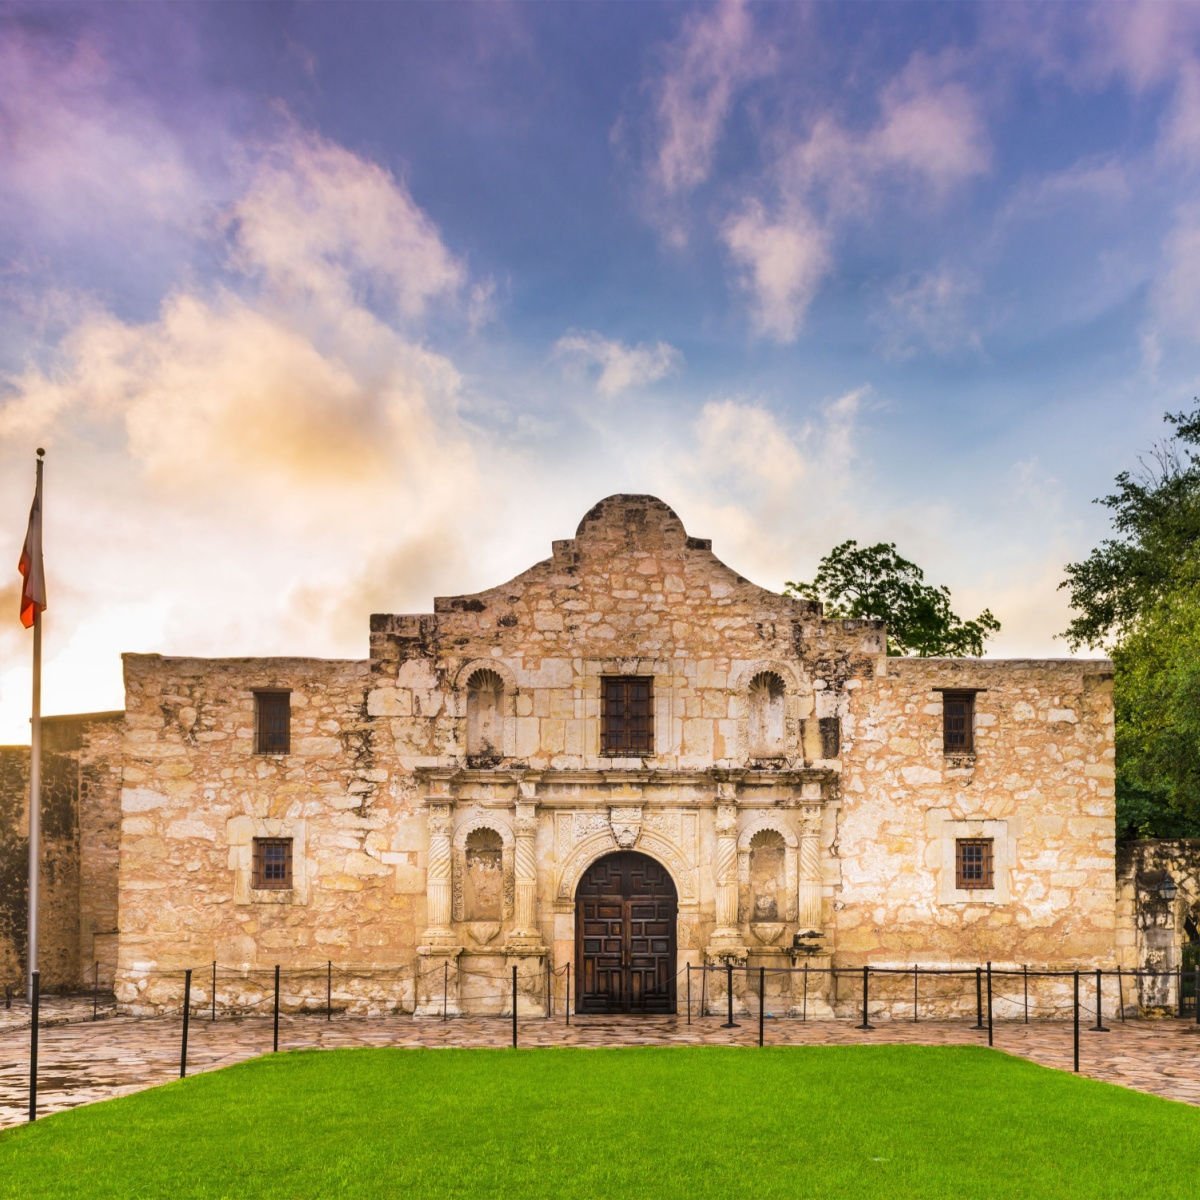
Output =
[{"x1": 98, "y1": 494, "x2": 1123, "y2": 1016}]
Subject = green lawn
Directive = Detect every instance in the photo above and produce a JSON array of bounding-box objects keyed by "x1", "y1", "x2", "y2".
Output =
[{"x1": 2, "y1": 1045, "x2": 1198, "y2": 1199}]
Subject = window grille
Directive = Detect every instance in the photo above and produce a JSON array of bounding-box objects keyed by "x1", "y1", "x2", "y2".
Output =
[
  {"x1": 252, "y1": 837, "x2": 293, "y2": 889},
  {"x1": 601, "y1": 676, "x2": 653, "y2": 755},
  {"x1": 254, "y1": 691, "x2": 291, "y2": 754},
  {"x1": 942, "y1": 691, "x2": 975, "y2": 754},
  {"x1": 955, "y1": 838, "x2": 993, "y2": 889}
]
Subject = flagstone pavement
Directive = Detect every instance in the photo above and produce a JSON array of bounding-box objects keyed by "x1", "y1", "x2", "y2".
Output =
[{"x1": 1, "y1": 996, "x2": 1197, "y2": 1128}]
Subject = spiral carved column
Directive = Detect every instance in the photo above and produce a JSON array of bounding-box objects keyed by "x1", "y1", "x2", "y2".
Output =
[
  {"x1": 424, "y1": 803, "x2": 454, "y2": 941},
  {"x1": 797, "y1": 812, "x2": 823, "y2": 932}
]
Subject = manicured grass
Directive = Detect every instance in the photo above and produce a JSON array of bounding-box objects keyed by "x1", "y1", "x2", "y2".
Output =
[{"x1": 2, "y1": 1046, "x2": 1198, "y2": 1199}]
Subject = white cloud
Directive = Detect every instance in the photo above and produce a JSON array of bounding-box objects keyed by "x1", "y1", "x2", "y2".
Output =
[
  {"x1": 228, "y1": 127, "x2": 465, "y2": 320},
  {"x1": 720, "y1": 201, "x2": 831, "y2": 342},
  {"x1": 553, "y1": 331, "x2": 683, "y2": 395},
  {"x1": 875, "y1": 268, "x2": 983, "y2": 360},
  {"x1": 1151, "y1": 211, "x2": 1200, "y2": 340},
  {"x1": 646, "y1": 0, "x2": 769, "y2": 198}
]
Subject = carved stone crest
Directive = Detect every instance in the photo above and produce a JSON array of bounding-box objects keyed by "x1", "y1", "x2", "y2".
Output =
[{"x1": 609, "y1": 805, "x2": 643, "y2": 849}]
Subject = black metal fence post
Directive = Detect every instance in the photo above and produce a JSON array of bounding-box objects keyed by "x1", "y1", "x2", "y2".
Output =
[
  {"x1": 565, "y1": 963, "x2": 570, "y2": 1026},
  {"x1": 686, "y1": 964, "x2": 691, "y2": 1025},
  {"x1": 1073, "y1": 970, "x2": 1080, "y2": 1073},
  {"x1": 327, "y1": 960, "x2": 332, "y2": 1021},
  {"x1": 1092, "y1": 968, "x2": 1109, "y2": 1032},
  {"x1": 974, "y1": 966, "x2": 984, "y2": 1029},
  {"x1": 273, "y1": 964, "x2": 280, "y2": 1053},
  {"x1": 180, "y1": 968, "x2": 192, "y2": 1079},
  {"x1": 1195, "y1": 969, "x2": 1200, "y2": 1025},
  {"x1": 546, "y1": 960, "x2": 552, "y2": 1020},
  {"x1": 701, "y1": 962, "x2": 708, "y2": 1018},
  {"x1": 801, "y1": 962, "x2": 808, "y2": 1022},
  {"x1": 1023, "y1": 964, "x2": 1029, "y2": 1023},
  {"x1": 93, "y1": 960, "x2": 99, "y2": 1021},
  {"x1": 985, "y1": 962, "x2": 993, "y2": 1046},
  {"x1": 28, "y1": 971, "x2": 39, "y2": 1124},
  {"x1": 1178, "y1": 966, "x2": 1184, "y2": 1018},
  {"x1": 858, "y1": 965, "x2": 873, "y2": 1031},
  {"x1": 1116, "y1": 965, "x2": 1125, "y2": 1021},
  {"x1": 758, "y1": 966, "x2": 765, "y2": 1047},
  {"x1": 913, "y1": 965, "x2": 918, "y2": 1022},
  {"x1": 211, "y1": 960, "x2": 216, "y2": 1023},
  {"x1": 720, "y1": 962, "x2": 739, "y2": 1029},
  {"x1": 511, "y1": 965, "x2": 518, "y2": 1047}
]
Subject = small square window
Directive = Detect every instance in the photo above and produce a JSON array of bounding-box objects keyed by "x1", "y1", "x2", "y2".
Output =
[
  {"x1": 252, "y1": 837, "x2": 293, "y2": 889},
  {"x1": 942, "y1": 691, "x2": 975, "y2": 754},
  {"x1": 254, "y1": 691, "x2": 290, "y2": 754},
  {"x1": 601, "y1": 676, "x2": 653, "y2": 755},
  {"x1": 955, "y1": 838, "x2": 993, "y2": 889}
]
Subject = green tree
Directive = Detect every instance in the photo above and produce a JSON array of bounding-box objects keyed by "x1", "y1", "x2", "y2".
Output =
[
  {"x1": 1060, "y1": 403, "x2": 1200, "y2": 836},
  {"x1": 785, "y1": 540, "x2": 1001, "y2": 657}
]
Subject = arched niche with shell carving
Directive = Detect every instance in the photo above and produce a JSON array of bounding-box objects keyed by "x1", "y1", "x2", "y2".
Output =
[
  {"x1": 731, "y1": 661, "x2": 810, "y2": 763},
  {"x1": 452, "y1": 817, "x2": 514, "y2": 926},
  {"x1": 737, "y1": 818, "x2": 799, "y2": 933},
  {"x1": 455, "y1": 660, "x2": 518, "y2": 766}
]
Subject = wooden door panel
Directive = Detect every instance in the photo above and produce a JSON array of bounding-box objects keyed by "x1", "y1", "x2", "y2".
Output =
[{"x1": 576, "y1": 851, "x2": 677, "y2": 1014}]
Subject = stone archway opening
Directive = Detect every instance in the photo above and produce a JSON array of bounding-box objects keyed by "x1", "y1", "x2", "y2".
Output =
[{"x1": 575, "y1": 851, "x2": 677, "y2": 1015}]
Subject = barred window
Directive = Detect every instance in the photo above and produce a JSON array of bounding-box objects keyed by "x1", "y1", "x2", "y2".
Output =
[
  {"x1": 942, "y1": 691, "x2": 975, "y2": 754},
  {"x1": 955, "y1": 838, "x2": 993, "y2": 890},
  {"x1": 252, "y1": 838, "x2": 293, "y2": 889},
  {"x1": 254, "y1": 691, "x2": 290, "y2": 754},
  {"x1": 601, "y1": 676, "x2": 653, "y2": 755}
]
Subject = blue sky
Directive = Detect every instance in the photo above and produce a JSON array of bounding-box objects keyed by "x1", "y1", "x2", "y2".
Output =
[{"x1": 3, "y1": 0, "x2": 1200, "y2": 739}]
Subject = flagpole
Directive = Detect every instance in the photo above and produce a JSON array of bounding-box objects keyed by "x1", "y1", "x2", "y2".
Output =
[{"x1": 27, "y1": 449, "x2": 43, "y2": 1003}]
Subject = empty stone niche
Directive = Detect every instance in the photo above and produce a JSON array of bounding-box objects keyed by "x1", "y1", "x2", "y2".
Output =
[{"x1": 748, "y1": 671, "x2": 786, "y2": 758}]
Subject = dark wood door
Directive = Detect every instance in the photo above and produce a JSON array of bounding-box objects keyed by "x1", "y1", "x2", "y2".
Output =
[{"x1": 576, "y1": 852, "x2": 677, "y2": 1014}]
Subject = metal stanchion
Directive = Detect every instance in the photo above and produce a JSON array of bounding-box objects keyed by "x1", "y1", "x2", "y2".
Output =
[
  {"x1": 802, "y1": 962, "x2": 808, "y2": 1022},
  {"x1": 511, "y1": 965, "x2": 518, "y2": 1048},
  {"x1": 273, "y1": 964, "x2": 280, "y2": 1053},
  {"x1": 93, "y1": 960, "x2": 99, "y2": 1021},
  {"x1": 546, "y1": 960, "x2": 552, "y2": 1020},
  {"x1": 211, "y1": 960, "x2": 216, "y2": 1023},
  {"x1": 1117, "y1": 965, "x2": 1125, "y2": 1022},
  {"x1": 720, "y1": 961, "x2": 739, "y2": 1029},
  {"x1": 686, "y1": 964, "x2": 691, "y2": 1025},
  {"x1": 1023, "y1": 964, "x2": 1029, "y2": 1023},
  {"x1": 1073, "y1": 970, "x2": 1080, "y2": 1073},
  {"x1": 327, "y1": 960, "x2": 332, "y2": 1021},
  {"x1": 701, "y1": 962, "x2": 708, "y2": 1018},
  {"x1": 1092, "y1": 968, "x2": 1109, "y2": 1032},
  {"x1": 858, "y1": 966, "x2": 874, "y2": 1031},
  {"x1": 974, "y1": 967, "x2": 984, "y2": 1029},
  {"x1": 28, "y1": 971, "x2": 39, "y2": 1123},
  {"x1": 565, "y1": 963, "x2": 570, "y2": 1026},
  {"x1": 986, "y1": 961, "x2": 993, "y2": 1047},
  {"x1": 443, "y1": 961, "x2": 449, "y2": 1021},
  {"x1": 181, "y1": 968, "x2": 192, "y2": 1078},
  {"x1": 758, "y1": 966, "x2": 765, "y2": 1047},
  {"x1": 913, "y1": 965, "x2": 918, "y2": 1022}
]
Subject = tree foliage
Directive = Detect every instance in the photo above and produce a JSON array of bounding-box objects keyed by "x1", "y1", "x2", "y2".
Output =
[
  {"x1": 785, "y1": 540, "x2": 1001, "y2": 658},
  {"x1": 1061, "y1": 404, "x2": 1200, "y2": 836}
]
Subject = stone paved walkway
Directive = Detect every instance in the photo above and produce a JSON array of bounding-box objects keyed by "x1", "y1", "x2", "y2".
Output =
[{"x1": 2, "y1": 1006, "x2": 1197, "y2": 1128}]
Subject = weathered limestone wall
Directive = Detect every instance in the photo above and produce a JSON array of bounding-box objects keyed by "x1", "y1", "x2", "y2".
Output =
[
  {"x1": 0, "y1": 713, "x2": 123, "y2": 992},
  {"x1": 1116, "y1": 839, "x2": 1200, "y2": 1010},
  {"x1": 839, "y1": 658, "x2": 1116, "y2": 973},
  {"x1": 116, "y1": 655, "x2": 430, "y2": 1011}
]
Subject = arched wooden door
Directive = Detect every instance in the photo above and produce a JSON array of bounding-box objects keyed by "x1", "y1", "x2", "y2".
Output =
[{"x1": 575, "y1": 851, "x2": 677, "y2": 1014}]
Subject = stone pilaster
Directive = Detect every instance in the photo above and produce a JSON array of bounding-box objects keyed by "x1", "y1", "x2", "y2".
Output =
[
  {"x1": 797, "y1": 807, "x2": 823, "y2": 934},
  {"x1": 421, "y1": 799, "x2": 456, "y2": 948}
]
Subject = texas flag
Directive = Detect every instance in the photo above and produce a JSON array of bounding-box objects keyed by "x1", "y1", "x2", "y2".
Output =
[{"x1": 18, "y1": 479, "x2": 46, "y2": 629}]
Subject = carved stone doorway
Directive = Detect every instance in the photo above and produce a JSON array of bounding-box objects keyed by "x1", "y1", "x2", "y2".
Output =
[{"x1": 575, "y1": 851, "x2": 677, "y2": 1014}]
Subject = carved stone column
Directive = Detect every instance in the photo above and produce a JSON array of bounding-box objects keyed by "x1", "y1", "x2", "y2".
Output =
[
  {"x1": 797, "y1": 808, "x2": 823, "y2": 933},
  {"x1": 707, "y1": 781, "x2": 747, "y2": 974},
  {"x1": 423, "y1": 801, "x2": 455, "y2": 943},
  {"x1": 506, "y1": 783, "x2": 546, "y2": 954},
  {"x1": 416, "y1": 794, "x2": 463, "y2": 1017}
]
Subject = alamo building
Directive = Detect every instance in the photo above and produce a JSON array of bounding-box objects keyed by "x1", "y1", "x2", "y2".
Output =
[{"x1": 3, "y1": 493, "x2": 1194, "y2": 1017}]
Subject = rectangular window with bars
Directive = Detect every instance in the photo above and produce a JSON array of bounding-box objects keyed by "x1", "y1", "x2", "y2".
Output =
[
  {"x1": 601, "y1": 676, "x2": 654, "y2": 756},
  {"x1": 252, "y1": 837, "x2": 293, "y2": 889},
  {"x1": 955, "y1": 838, "x2": 994, "y2": 889},
  {"x1": 942, "y1": 691, "x2": 975, "y2": 754},
  {"x1": 254, "y1": 691, "x2": 291, "y2": 754}
]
